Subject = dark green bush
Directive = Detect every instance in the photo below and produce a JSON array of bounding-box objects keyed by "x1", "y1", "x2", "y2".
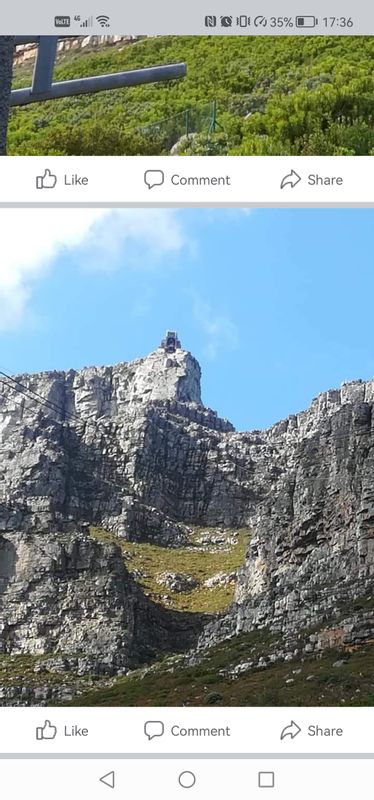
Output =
[{"x1": 8, "y1": 36, "x2": 374, "y2": 155}]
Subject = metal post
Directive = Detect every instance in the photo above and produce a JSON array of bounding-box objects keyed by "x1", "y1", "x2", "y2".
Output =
[
  {"x1": 0, "y1": 36, "x2": 15, "y2": 155},
  {"x1": 211, "y1": 99, "x2": 217, "y2": 133},
  {"x1": 31, "y1": 36, "x2": 58, "y2": 96},
  {"x1": 10, "y1": 62, "x2": 187, "y2": 107},
  {"x1": 2, "y1": 36, "x2": 187, "y2": 153}
]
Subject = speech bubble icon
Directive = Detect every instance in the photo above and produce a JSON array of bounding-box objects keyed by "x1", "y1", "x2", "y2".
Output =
[
  {"x1": 144, "y1": 720, "x2": 165, "y2": 740},
  {"x1": 144, "y1": 169, "x2": 164, "y2": 190}
]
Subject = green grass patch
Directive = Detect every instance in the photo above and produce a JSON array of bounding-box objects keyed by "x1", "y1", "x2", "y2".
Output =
[
  {"x1": 9, "y1": 36, "x2": 374, "y2": 155},
  {"x1": 90, "y1": 526, "x2": 249, "y2": 613},
  {"x1": 0, "y1": 653, "x2": 106, "y2": 693},
  {"x1": 63, "y1": 634, "x2": 374, "y2": 707},
  {"x1": 0, "y1": 654, "x2": 58, "y2": 687}
]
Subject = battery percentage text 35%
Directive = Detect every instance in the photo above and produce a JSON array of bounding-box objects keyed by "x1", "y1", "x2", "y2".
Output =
[{"x1": 254, "y1": 16, "x2": 295, "y2": 27}]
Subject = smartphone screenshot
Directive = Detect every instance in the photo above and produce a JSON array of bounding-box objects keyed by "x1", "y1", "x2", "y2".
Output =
[{"x1": 0, "y1": 1, "x2": 372, "y2": 797}]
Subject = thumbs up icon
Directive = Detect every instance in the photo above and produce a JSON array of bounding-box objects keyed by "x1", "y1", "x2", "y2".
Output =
[
  {"x1": 36, "y1": 720, "x2": 58, "y2": 740},
  {"x1": 36, "y1": 169, "x2": 58, "y2": 189}
]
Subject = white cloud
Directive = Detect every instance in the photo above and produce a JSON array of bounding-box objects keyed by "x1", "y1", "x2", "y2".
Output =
[
  {"x1": 77, "y1": 209, "x2": 186, "y2": 271},
  {"x1": 0, "y1": 209, "x2": 186, "y2": 331},
  {"x1": 191, "y1": 294, "x2": 239, "y2": 360}
]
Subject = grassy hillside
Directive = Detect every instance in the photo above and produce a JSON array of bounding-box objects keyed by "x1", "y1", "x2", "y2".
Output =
[
  {"x1": 65, "y1": 634, "x2": 374, "y2": 707},
  {"x1": 1, "y1": 524, "x2": 372, "y2": 707},
  {"x1": 8, "y1": 36, "x2": 374, "y2": 155},
  {"x1": 90, "y1": 526, "x2": 249, "y2": 613},
  {"x1": 1, "y1": 632, "x2": 372, "y2": 707}
]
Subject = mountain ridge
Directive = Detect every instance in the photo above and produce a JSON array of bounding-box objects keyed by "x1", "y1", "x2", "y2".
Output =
[{"x1": 0, "y1": 340, "x2": 373, "y2": 705}]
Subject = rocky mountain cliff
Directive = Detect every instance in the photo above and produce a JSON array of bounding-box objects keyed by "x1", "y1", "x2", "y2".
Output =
[
  {"x1": 0, "y1": 336, "x2": 373, "y2": 705},
  {"x1": 201, "y1": 381, "x2": 374, "y2": 658},
  {"x1": 13, "y1": 36, "x2": 142, "y2": 66}
]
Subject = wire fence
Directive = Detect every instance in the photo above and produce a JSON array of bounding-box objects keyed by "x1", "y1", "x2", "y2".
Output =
[{"x1": 139, "y1": 100, "x2": 218, "y2": 150}]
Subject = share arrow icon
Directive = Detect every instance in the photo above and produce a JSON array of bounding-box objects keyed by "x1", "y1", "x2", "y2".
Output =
[
  {"x1": 280, "y1": 170, "x2": 302, "y2": 189},
  {"x1": 100, "y1": 771, "x2": 115, "y2": 788},
  {"x1": 280, "y1": 720, "x2": 302, "y2": 740}
]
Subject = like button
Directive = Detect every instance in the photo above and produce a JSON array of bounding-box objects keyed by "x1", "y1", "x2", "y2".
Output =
[
  {"x1": 35, "y1": 169, "x2": 58, "y2": 190},
  {"x1": 36, "y1": 720, "x2": 58, "y2": 740}
]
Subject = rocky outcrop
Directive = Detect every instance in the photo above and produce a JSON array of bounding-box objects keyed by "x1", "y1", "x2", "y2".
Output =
[
  {"x1": 0, "y1": 347, "x2": 210, "y2": 538},
  {"x1": 13, "y1": 36, "x2": 142, "y2": 66},
  {"x1": 200, "y1": 380, "x2": 374, "y2": 653},
  {"x1": 0, "y1": 344, "x2": 222, "y2": 679},
  {"x1": 0, "y1": 529, "x2": 203, "y2": 673},
  {"x1": 0, "y1": 340, "x2": 374, "y2": 701}
]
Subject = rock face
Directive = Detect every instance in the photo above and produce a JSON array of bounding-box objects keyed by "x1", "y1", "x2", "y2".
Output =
[
  {"x1": 0, "y1": 339, "x2": 374, "y2": 700},
  {"x1": 0, "y1": 346, "x2": 219, "y2": 540},
  {"x1": 0, "y1": 530, "x2": 201, "y2": 673},
  {"x1": 200, "y1": 380, "x2": 374, "y2": 654},
  {"x1": 13, "y1": 36, "x2": 142, "y2": 66},
  {"x1": 0, "y1": 343, "x2": 227, "y2": 676}
]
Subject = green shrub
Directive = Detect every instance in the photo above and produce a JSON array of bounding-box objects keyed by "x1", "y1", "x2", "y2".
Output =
[{"x1": 8, "y1": 36, "x2": 374, "y2": 155}]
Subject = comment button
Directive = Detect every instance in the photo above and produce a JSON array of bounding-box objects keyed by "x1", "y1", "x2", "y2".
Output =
[
  {"x1": 144, "y1": 720, "x2": 165, "y2": 740},
  {"x1": 144, "y1": 170, "x2": 165, "y2": 190}
]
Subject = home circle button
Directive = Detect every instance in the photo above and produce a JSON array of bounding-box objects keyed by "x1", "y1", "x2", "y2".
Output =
[{"x1": 178, "y1": 771, "x2": 196, "y2": 789}]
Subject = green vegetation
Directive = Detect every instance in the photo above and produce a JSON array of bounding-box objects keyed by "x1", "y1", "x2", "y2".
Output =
[
  {"x1": 9, "y1": 36, "x2": 374, "y2": 155},
  {"x1": 337, "y1": 595, "x2": 374, "y2": 617},
  {"x1": 0, "y1": 654, "x2": 60, "y2": 688},
  {"x1": 90, "y1": 526, "x2": 249, "y2": 612},
  {"x1": 0, "y1": 653, "x2": 109, "y2": 698},
  {"x1": 1, "y1": 527, "x2": 371, "y2": 707},
  {"x1": 64, "y1": 634, "x2": 374, "y2": 707},
  {"x1": 2, "y1": 633, "x2": 373, "y2": 708}
]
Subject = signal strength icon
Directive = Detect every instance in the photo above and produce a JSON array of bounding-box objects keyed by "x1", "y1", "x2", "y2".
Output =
[
  {"x1": 80, "y1": 15, "x2": 93, "y2": 27},
  {"x1": 96, "y1": 14, "x2": 110, "y2": 27}
]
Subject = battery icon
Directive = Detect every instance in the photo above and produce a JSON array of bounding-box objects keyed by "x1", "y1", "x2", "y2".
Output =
[{"x1": 295, "y1": 15, "x2": 318, "y2": 27}]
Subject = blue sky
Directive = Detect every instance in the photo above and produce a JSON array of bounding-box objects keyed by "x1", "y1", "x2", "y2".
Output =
[{"x1": 1, "y1": 208, "x2": 373, "y2": 431}]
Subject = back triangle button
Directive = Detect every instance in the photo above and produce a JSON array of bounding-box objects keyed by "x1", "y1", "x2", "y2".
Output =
[{"x1": 100, "y1": 771, "x2": 115, "y2": 789}]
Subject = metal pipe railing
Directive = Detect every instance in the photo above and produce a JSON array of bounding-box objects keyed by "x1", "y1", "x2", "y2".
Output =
[
  {"x1": 11, "y1": 37, "x2": 186, "y2": 108},
  {"x1": 10, "y1": 62, "x2": 187, "y2": 106}
]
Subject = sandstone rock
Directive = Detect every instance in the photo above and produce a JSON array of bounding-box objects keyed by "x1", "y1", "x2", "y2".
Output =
[
  {"x1": 0, "y1": 341, "x2": 374, "y2": 704},
  {"x1": 0, "y1": 530, "x2": 204, "y2": 674},
  {"x1": 13, "y1": 36, "x2": 141, "y2": 66},
  {"x1": 203, "y1": 572, "x2": 236, "y2": 589},
  {"x1": 156, "y1": 572, "x2": 199, "y2": 593},
  {"x1": 199, "y1": 381, "x2": 374, "y2": 653}
]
